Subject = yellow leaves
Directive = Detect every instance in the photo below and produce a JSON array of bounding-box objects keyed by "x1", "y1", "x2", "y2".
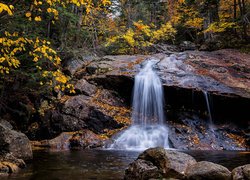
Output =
[
  {"x1": 25, "y1": 12, "x2": 32, "y2": 17},
  {"x1": 185, "y1": 17, "x2": 204, "y2": 29},
  {"x1": 152, "y1": 22, "x2": 176, "y2": 43},
  {"x1": 0, "y1": 32, "x2": 72, "y2": 93},
  {"x1": 34, "y1": 16, "x2": 42, "y2": 21},
  {"x1": 0, "y1": 3, "x2": 13, "y2": 16},
  {"x1": 133, "y1": 21, "x2": 152, "y2": 37},
  {"x1": 47, "y1": 8, "x2": 58, "y2": 20},
  {"x1": 203, "y1": 22, "x2": 237, "y2": 33},
  {"x1": 106, "y1": 20, "x2": 176, "y2": 54},
  {"x1": 122, "y1": 29, "x2": 135, "y2": 47}
]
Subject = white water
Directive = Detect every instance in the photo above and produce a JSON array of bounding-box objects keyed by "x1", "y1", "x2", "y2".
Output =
[
  {"x1": 203, "y1": 91, "x2": 215, "y2": 131},
  {"x1": 109, "y1": 59, "x2": 169, "y2": 150}
]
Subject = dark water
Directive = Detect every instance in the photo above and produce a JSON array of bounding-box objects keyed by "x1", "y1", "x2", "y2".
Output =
[{"x1": 4, "y1": 149, "x2": 250, "y2": 180}]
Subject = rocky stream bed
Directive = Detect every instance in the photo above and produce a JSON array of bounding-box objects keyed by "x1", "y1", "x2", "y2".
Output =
[{"x1": 0, "y1": 48, "x2": 249, "y2": 177}]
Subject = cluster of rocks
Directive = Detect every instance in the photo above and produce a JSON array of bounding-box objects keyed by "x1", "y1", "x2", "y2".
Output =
[
  {"x1": 125, "y1": 147, "x2": 250, "y2": 180},
  {"x1": 0, "y1": 119, "x2": 32, "y2": 175}
]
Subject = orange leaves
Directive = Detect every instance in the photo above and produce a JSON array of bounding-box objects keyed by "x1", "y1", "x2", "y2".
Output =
[{"x1": 91, "y1": 89, "x2": 131, "y2": 126}]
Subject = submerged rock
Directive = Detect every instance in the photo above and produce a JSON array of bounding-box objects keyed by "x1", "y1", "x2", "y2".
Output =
[
  {"x1": 0, "y1": 119, "x2": 32, "y2": 160},
  {"x1": 185, "y1": 161, "x2": 231, "y2": 180},
  {"x1": 125, "y1": 147, "x2": 197, "y2": 179},
  {"x1": 232, "y1": 164, "x2": 250, "y2": 180}
]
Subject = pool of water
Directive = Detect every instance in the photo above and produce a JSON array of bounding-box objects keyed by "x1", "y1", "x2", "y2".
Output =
[{"x1": 5, "y1": 149, "x2": 250, "y2": 180}]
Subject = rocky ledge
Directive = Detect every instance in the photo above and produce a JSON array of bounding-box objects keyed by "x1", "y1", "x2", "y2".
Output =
[
  {"x1": 84, "y1": 49, "x2": 249, "y2": 150},
  {"x1": 125, "y1": 147, "x2": 250, "y2": 180}
]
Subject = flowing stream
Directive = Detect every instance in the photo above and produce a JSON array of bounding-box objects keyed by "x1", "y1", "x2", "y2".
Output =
[{"x1": 109, "y1": 59, "x2": 169, "y2": 150}]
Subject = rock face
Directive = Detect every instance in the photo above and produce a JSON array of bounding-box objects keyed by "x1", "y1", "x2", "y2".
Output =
[
  {"x1": 31, "y1": 82, "x2": 130, "y2": 140},
  {"x1": 185, "y1": 161, "x2": 231, "y2": 180},
  {"x1": 167, "y1": 114, "x2": 247, "y2": 150},
  {"x1": 0, "y1": 120, "x2": 32, "y2": 160},
  {"x1": 86, "y1": 50, "x2": 249, "y2": 150},
  {"x1": 48, "y1": 95, "x2": 124, "y2": 135},
  {"x1": 88, "y1": 50, "x2": 250, "y2": 98},
  {"x1": 124, "y1": 147, "x2": 197, "y2": 179},
  {"x1": 232, "y1": 164, "x2": 250, "y2": 180}
]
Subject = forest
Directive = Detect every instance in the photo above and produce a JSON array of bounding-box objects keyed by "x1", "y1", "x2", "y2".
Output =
[{"x1": 0, "y1": 0, "x2": 250, "y2": 179}]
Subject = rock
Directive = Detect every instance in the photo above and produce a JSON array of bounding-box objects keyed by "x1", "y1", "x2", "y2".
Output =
[
  {"x1": 151, "y1": 44, "x2": 180, "y2": 54},
  {"x1": 1, "y1": 162, "x2": 19, "y2": 173},
  {"x1": 167, "y1": 115, "x2": 247, "y2": 151},
  {"x1": 69, "y1": 130, "x2": 103, "y2": 148},
  {"x1": 64, "y1": 59, "x2": 85, "y2": 76},
  {"x1": 0, "y1": 120, "x2": 32, "y2": 160},
  {"x1": 124, "y1": 159, "x2": 162, "y2": 180},
  {"x1": 75, "y1": 79, "x2": 97, "y2": 96},
  {"x1": 185, "y1": 161, "x2": 231, "y2": 180},
  {"x1": 232, "y1": 164, "x2": 250, "y2": 180},
  {"x1": 0, "y1": 153, "x2": 26, "y2": 169},
  {"x1": 0, "y1": 163, "x2": 9, "y2": 174},
  {"x1": 180, "y1": 41, "x2": 196, "y2": 51},
  {"x1": 31, "y1": 130, "x2": 103, "y2": 150},
  {"x1": 0, "y1": 153, "x2": 26, "y2": 175},
  {"x1": 125, "y1": 147, "x2": 197, "y2": 179}
]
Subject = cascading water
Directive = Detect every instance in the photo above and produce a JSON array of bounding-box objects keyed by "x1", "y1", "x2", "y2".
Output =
[
  {"x1": 203, "y1": 91, "x2": 215, "y2": 132},
  {"x1": 203, "y1": 91, "x2": 213, "y2": 124},
  {"x1": 109, "y1": 59, "x2": 169, "y2": 151}
]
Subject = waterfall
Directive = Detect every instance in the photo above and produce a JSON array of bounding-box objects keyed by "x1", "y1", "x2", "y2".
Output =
[
  {"x1": 203, "y1": 91, "x2": 215, "y2": 131},
  {"x1": 109, "y1": 59, "x2": 169, "y2": 150}
]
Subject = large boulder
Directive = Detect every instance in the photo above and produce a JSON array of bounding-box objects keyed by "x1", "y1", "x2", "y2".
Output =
[
  {"x1": 185, "y1": 161, "x2": 231, "y2": 180},
  {"x1": 232, "y1": 164, "x2": 250, "y2": 180},
  {"x1": 125, "y1": 147, "x2": 197, "y2": 179},
  {"x1": 0, "y1": 120, "x2": 32, "y2": 160}
]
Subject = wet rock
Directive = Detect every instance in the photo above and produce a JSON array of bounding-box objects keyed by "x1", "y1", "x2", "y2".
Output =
[
  {"x1": 231, "y1": 164, "x2": 250, "y2": 180},
  {"x1": 0, "y1": 153, "x2": 26, "y2": 175},
  {"x1": 124, "y1": 159, "x2": 162, "y2": 180},
  {"x1": 185, "y1": 161, "x2": 231, "y2": 180},
  {"x1": 1, "y1": 162, "x2": 19, "y2": 173},
  {"x1": 75, "y1": 79, "x2": 97, "y2": 96},
  {"x1": 31, "y1": 130, "x2": 103, "y2": 150},
  {"x1": 0, "y1": 163, "x2": 9, "y2": 174},
  {"x1": 167, "y1": 114, "x2": 248, "y2": 151},
  {"x1": 69, "y1": 130, "x2": 103, "y2": 148},
  {"x1": 125, "y1": 147, "x2": 197, "y2": 179},
  {"x1": 0, "y1": 120, "x2": 32, "y2": 160},
  {"x1": 0, "y1": 153, "x2": 26, "y2": 169}
]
